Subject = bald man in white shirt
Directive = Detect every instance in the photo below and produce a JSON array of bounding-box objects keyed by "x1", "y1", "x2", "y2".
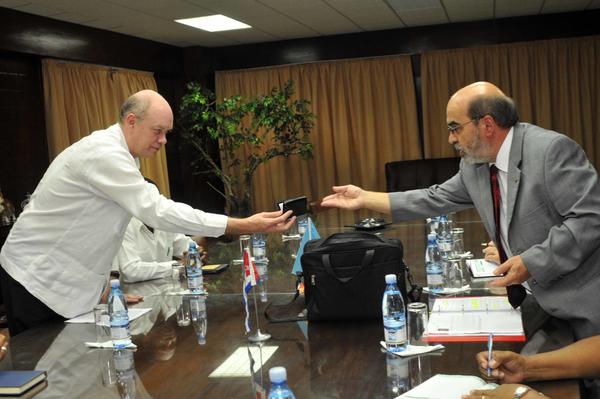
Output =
[{"x1": 0, "y1": 90, "x2": 294, "y2": 335}]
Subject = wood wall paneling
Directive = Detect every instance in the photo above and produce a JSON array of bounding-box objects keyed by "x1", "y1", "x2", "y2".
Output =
[{"x1": 0, "y1": 53, "x2": 48, "y2": 213}]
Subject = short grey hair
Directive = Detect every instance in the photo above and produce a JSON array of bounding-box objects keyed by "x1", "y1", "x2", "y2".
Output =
[
  {"x1": 119, "y1": 94, "x2": 150, "y2": 122},
  {"x1": 467, "y1": 95, "x2": 519, "y2": 128}
]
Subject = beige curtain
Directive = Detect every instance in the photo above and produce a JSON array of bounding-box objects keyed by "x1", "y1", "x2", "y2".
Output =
[
  {"x1": 216, "y1": 56, "x2": 420, "y2": 226},
  {"x1": 421, "y1": 36, "x2": 600, "y2": 167},
  {"x1": 42, "y1": 59, "x2": 171, "y2": 197}
]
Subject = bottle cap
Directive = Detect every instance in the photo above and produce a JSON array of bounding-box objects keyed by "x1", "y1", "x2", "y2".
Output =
[
  {"x1": 189, "y1": 241, "x2": 197, "y2": 251},
  {"x1": 110, "y1": 279, "x2": 120, "y2": 288},
  {"x1": 385, "y1": 274, "x2": 397, "y2": 284},
  {"x1": 427, "y1": 233, "x2": 437, "y2": 241},
  {"x1": 269, "y1": 367, "x2": 287, "y2": 384}
]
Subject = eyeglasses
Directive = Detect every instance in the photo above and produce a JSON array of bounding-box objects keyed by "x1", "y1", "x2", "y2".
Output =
[{"x1": 447, "y1": 118, "x2": 478, "y2": 135}]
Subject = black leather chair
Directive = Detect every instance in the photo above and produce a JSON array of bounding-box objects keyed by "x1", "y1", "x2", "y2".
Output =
[{"x1": 385, "y1": 157, "x2": 460, "y2": 192}]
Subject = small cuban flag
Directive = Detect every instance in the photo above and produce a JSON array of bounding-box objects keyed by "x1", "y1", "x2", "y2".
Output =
[
  {"x1": 242, "y1": 248, "x2": 259, "y2": 333},
  {"x1": 291, "y1": 217, "x2": 320, "y2": 275}
]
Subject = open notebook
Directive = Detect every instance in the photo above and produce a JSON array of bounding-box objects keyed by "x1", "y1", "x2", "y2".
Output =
[{"x1": 423, "y1": 296, "x2": 525, "y2": 342}]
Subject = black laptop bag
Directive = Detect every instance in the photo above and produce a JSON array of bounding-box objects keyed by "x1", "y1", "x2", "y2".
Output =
[{"x1": 301, "y1": 232, "x2": 406, "y2": 321}]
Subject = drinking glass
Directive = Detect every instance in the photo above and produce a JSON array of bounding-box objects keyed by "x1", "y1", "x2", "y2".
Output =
[
  {"x1": 94, "y1": 304, "x2": 110, "y2": 342},
  {"x1": 407, "y1": 302, "x2": 428, "y2": 346}
]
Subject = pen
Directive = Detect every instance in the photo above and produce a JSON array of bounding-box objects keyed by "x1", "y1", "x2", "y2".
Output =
[{"x1": 487, "y1": 333, "x2": 494, "y2": 377}]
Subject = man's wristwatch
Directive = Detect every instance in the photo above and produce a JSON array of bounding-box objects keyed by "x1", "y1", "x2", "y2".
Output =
[{"x1": 514, "y1": 386, "x2": 531, "y2": 399}]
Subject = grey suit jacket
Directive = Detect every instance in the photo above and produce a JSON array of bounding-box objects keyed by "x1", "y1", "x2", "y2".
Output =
[{"x1": 390, "y1": 122, "x2": 600, "y2": 339}]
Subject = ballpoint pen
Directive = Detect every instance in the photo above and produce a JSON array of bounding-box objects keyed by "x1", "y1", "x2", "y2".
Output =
[{"x1": 487, "y1": 333, "x2": 494, "y2": 377}]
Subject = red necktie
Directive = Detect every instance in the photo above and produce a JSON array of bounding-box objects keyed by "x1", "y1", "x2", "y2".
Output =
[{"x1": 490, "y1": 165, "x2": 526, "y2": 308}]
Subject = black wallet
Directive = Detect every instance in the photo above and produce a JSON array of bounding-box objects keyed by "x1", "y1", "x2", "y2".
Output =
[{"x1": 277, "y1": 196, "x2": 308, "y2": 217}]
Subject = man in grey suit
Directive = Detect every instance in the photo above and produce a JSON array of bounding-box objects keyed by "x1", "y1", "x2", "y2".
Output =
[{"x1": 321, "y1": 81, "x2": 600, "y2": 341}]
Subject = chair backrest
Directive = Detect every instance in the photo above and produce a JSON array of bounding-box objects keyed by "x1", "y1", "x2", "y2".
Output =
[{"x1": 385, "y1": 157, "x2": 460, "y2": 192}]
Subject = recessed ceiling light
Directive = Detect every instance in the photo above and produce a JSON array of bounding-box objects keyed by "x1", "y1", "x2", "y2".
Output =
[{"x1": 175, "y1": 14, "x2": 251, "y2": 32}]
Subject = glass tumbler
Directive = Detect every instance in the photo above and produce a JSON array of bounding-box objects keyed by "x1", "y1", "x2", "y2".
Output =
[
  {"x1": 451, "y1": 228, "x2": 465, "y2": 256},
  {"x1": 407, "y1": 302, "x2": 428, "y2": 346}
]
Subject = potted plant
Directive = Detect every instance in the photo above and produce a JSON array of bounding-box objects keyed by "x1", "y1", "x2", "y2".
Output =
[{"x1": 178, "y1": 80, "x2": 315, "y2": 216}]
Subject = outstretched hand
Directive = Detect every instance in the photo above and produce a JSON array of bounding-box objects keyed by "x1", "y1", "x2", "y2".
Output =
[
  {"x1": 475, "y1": 350, "x2": 527, "y2": 383},
  {"x1": 226, "y1": 210, "x2": 296, "y2": 235},
  {"x1": 320, "y1": 185, "x2": 365, "y2": 210},
  {"x1": 489, "y1": 255, "x2": 531, "y2": 287}
]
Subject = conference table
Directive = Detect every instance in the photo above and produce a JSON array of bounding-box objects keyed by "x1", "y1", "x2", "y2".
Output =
[{"x1": 1, "y1": 210, "x2": 580, "y2": 398}]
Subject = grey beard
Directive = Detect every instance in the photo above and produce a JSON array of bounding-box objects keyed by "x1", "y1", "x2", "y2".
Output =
[{"x1": 454, "y1": 144, "x2": 490, "y2": 164}]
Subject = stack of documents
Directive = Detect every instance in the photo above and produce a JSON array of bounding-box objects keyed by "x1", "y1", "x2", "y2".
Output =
[{"x1": 423, "y1": 296, "x2": 525, "y2": 342}]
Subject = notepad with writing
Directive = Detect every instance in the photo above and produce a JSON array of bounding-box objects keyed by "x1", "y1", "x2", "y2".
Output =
[
  {"x1": 423, "y1": 296, "x2": 525, "y2": 342},
  {"x1": 466, "y1": 259, "x2": 500, "y2": 278},
  {"x1": 0, "y1": 370, "x2": 47, "y2": 395},
  {"x1": 396, "y1": 374, "x2": 497, "y2": 399}
]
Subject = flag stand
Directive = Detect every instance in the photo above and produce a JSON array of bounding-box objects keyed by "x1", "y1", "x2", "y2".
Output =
[{"x1": 248, "y1": 287, "x2": 271, "y2": 342}]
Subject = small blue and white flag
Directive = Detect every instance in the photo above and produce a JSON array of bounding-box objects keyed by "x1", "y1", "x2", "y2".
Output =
[{"x1": 291, "y1": 217, "x2": 320, "y2": 274}]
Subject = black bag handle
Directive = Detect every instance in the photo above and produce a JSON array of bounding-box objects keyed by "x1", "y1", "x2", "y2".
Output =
[
  {"x1": 321, "y1": 249, "x2": 375, "y2": 283},
  {"x1": 317, "y1": 231, "x2": 385, "y2": 248}
]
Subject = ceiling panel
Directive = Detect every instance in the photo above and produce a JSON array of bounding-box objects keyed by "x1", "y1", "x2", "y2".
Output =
[
  {"x1": 542, "y1": 0, "x2": 593, "y2": 13},
  {"x1": 0, "y1": 0, "x2": 595, "y2": 47},
  {"x1": 495, "y1": 0, "x2": 543, "y2": 18},
  {"x1": 444, "y1": 0, "x2": 493, "y2": 22},
  {"x1": 49, "y1": 12, "x2": 96, "y2": 24},
  {"x1": 108, "y1": 0, "x2": 213, "y2": 21},
  {"x1": 395, "y1": 7, "x2": 448, "y2": 27},
  {"x1": 326, "y1": 0, "x2": 405, "y2": 31},
  {"x1": 387, "y1": 0, "x2": 442, "y2": 12},
  {"x1": 12, "y1": 2, "x2": 63, "y2": 16},
  {"x1": 0, "y1": 0, "x2": 29, "y2": 7},
  {"x1": 258, "y1": 0, "x2": 361, "y2": 35}
]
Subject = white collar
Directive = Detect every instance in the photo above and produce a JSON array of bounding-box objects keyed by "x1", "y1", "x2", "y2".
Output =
[{"x1": 491, "y1": 126, "x2": 514, "y2": 172}]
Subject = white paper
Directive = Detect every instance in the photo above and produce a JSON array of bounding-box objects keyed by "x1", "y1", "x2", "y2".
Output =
[
  {"x1": 84, "y1": 341, "x2": 137, "y2": 349},
  {"x1": 397, "y1": 374, "x2": 497, "y2": 399},
  {"x1": 466, "y1": 259, "x2": 500, "y2": 278},
  {"x1": 65, "y1": 307, "x2": 152, "y2": 324},
  {"x1": 379, "y1": 341, "x2": 444, "y2": 357},
  {"x1": 426, "y1": 297, "x2": 524, "y2": 336}
]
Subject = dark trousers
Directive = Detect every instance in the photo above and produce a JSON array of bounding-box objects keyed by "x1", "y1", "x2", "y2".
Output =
[{"x1": 0, "y1": 265, "x2": 64, "y2": 336}]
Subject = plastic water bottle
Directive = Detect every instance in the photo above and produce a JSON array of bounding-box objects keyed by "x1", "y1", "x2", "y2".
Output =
[
  {"x1": 382, "y1": 274, "x2": 407, "y2": 352},
  {"x1": 425, "y1": 233, "x2": 444, "y2": 293},
  {"x1": 426, "y1": 216, "x2": 439, "y2": 235},
  {"x1": 252, "y1": 233, "x2": 267, "y2": 261},
  {"x1": 186, "y1": 242, "x2": 204, "y2": 294},
  {"x1": 437, "y1": 215, "x2": 454, "y2": 259},
  {"x1": 108, "y1": 279, "x2": 132, "y2": 349},
  {"x1": 255, "y1": 260, "x2": 269, "y2": 303},
  {"x1": 297, "y1": 215, "x2": 308, "y2": 237},
  {"x1": 189, "y1": 295, "x2": 207, "y2": 345},
  {"x1": 113, "y1": 349, "x2": 136, "y2": 399},
  {"x1": 268, "y1": 367, "x2": 296, "y2": 399}
]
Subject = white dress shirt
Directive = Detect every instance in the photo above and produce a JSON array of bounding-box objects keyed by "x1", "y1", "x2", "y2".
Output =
[
  {"x1": 112, "y1": 218, "x2": 192, "y2": 283},
  {"x1": 0, "y1": 123, "x2": 227, "y2": 317},
  {"x1": 491, "y1": 127, "x2": 514, "y2": 257}
]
